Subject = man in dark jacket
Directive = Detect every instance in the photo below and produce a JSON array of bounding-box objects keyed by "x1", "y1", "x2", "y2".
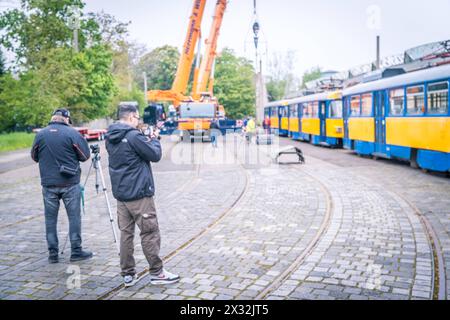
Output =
[
  {"x1": 105, "y1": 103, "x2": 180, "y2": 287},
  {"x1": 31, "y1": 109, "x2": 93, "y2": 263}
]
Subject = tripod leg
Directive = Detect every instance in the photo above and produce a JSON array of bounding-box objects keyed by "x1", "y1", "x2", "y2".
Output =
[
  {"x1": 61, "y1": 233, "x2": 69, "y2": 255},
  {"x1": 96, "y1": 159, "x2": 121, "y2": 256}
]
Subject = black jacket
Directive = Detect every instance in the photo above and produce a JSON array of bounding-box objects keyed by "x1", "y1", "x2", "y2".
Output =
[
  {"x1": 31, "y1": 122, "x2": 91, "y2": 187},
  {"x1": 105, "y1": 123, "x2": 162, "y2": 202}
]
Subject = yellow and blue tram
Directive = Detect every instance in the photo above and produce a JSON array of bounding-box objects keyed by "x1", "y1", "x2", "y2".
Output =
[
  {"x1": 265, "y1": 91, "x2": 344, "y2": 147},
  {"x1": 343, "y1": 64, "x2": 450, "y2": 172},
  {"x1": 264, "y1": 64, "x2": 450, "y2": 173},
  {"x1": 265, "y1": 100, "x2": 290, "y2": 136}
]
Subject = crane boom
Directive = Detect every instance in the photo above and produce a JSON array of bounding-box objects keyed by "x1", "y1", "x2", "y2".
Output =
[
  {"x1": 172, "y1": 0, "x2": 207, "y2": 95},
  {"x1": 193, "y1": 0, "x2": 227, "y2": 100},
  {"x1": 147, "y1": 0, "x2": 207, "y2": 105}
]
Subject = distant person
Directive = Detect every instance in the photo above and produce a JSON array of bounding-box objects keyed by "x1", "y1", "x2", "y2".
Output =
[
  {"x1": 263, "y1": 116, "x2": 271, "y2": 134},
  {"x1": 105, "y1": 103, "x2": 180, "y2": 287},
  {"x1": 246, "y1": 117, "x2": 256, "y2": 144},
  {"x1": 243, "y1": 117, "x2": 249, "y2": 128},
  {"x1": 31, "y1": 109, "x2": 93, "y2": 264},
  {"x1": 210, "y1": 119, "x2": 221, "y2": 148},
  {"x1": 168, "y1": 105, "x2": 176, "y2": 119}
]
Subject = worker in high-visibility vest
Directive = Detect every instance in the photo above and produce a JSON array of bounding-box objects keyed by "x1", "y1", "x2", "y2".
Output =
[{"x1": 245, "y1": 117, "x2": 256, "y2": 144}]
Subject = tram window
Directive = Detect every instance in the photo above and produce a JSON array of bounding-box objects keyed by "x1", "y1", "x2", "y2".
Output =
[
  {"x1": 361, "y1": 93, "x2": 373, "y2": 116},
  {"x1": 406, "y1": 85, "x2": 425, "y2": 115},
  {"x1": 389, "y1": 88, "x2": 404, "y2": 116},
  {"x1": 302, "y1": 104, "x2": 309, "y2": 118},
  {"x1": 350, "y1": 95, "x2": 361, "y2": 116},
  {"x1": 290, "y1": 105, "x2": 298, "y2": 118},
  {"x1": 330, "y1": 100, "x2": 343, "y2": 118},
  {"x1": 427, "y1": 81, "x2": 449, "y2": 115},
  {"x1": 311, "y1": 102, "x2": 319, "y2": 118}
]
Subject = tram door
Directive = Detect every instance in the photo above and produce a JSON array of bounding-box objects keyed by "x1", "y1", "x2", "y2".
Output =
[
  {"x1": 374, "y1": 91, "x2": 387, "y2": 153},
  {"x1": 319, "y1": 101, "x2": 327, "y2": 140},
  {"x1": 297, "y1": 103, "x2": 302, "y2": 134},
  {"x1": 343, "y1": 97, "x2": 353, "y2": 149}
]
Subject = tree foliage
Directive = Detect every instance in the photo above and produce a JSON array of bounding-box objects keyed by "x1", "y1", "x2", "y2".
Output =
[
  {"x1": 0, "y1": 0, "x2": 86, "y2": 66},
  {"x1": 214, "y1": 48, "x2": 255, "y2": 119},
  {"x1": 135, "y1": 45, "x2": 180, "y2": 91},
  {"x1": 265, "y1": 50, "x2": 300, "y2": 101},
  {"x1": 0, "y1": 0, "x2": 120, "y2": 131},
  {"x1": 301, "y1": 67, "x2": 322, "y2": 88},
  {"x1": 110, "y1": 41, "x2": 145, "y2": 113}
]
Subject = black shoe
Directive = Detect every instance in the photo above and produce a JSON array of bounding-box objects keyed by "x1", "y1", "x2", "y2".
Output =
[
  {"x1": 48, "y1": 254, "x2": 59, "y2": 264},
  {"x1": 70, "y1": 250, "x2": 93, "y2": 262}
]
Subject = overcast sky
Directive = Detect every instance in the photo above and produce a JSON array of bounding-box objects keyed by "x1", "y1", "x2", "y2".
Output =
[
  {"x1": 83, "y1": 0, "x2": 450, "y2": 76},
  {"x1": 3, "y1": 0, "x2": 450, "y2": 76}
]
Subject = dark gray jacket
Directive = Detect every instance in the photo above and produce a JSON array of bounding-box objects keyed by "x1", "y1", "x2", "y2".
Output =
[
  {"x1": 31, "y1": 122, "x2": 91, "y2": 187},
  {"x1": 105, "y1": 123, "x2": 162, "y2": 202}
]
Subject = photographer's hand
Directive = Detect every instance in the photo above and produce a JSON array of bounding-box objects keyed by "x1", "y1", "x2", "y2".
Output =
[{"x1": 151, "y1": 128, "x2": 161, "y2": 140}]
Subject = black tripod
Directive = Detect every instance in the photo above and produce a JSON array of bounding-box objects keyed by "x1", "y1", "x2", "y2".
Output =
[{"x1": 61, "y1": 145, "x2": 120, "y2": 256}]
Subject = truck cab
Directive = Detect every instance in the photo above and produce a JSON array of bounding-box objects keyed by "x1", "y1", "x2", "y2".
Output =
[{"x1": 178, "y1": 102, "x2": 218, "y2": 141}]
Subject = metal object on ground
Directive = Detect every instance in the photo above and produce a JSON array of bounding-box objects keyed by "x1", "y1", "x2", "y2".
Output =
[{"x1": 274, "y1": 146, "x2": 305, "y2": 165}]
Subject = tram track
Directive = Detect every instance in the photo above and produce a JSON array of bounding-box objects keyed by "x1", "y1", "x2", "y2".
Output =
[
  {"x1": 276, "y1": 138, "x2": 447, "y2": 300},
  {"x1": 0, "y1": 138, "x2": 181, "y2": 230},
  {"x1": 255, "y1": 165, "x2": 334, "y2": 300},
  {"x1": 0, "y1": 139, "x2": 187, "y2": 277},
  {"x1": 98, "y1": 138, "x2": 250, "y2": 300},
  {"x1": 391, "y1": 190, "x2": 447, "y2": 300}
]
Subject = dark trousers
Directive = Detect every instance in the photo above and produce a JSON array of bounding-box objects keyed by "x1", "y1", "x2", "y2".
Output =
[{"x1": 42, "y1": 184, "x2": 82, "y2": 255}]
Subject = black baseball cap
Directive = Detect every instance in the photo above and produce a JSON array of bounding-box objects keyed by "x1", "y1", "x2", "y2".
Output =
[{"x1": 53, "y1": 108, "x2": 72, "y2": 124}]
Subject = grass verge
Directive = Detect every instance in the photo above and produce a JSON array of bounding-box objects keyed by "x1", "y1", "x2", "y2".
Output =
[{"x1": 0, "y1": 132, "x2": 35, "y2": 153}]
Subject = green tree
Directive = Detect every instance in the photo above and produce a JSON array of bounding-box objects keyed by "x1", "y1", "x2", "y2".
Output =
[
  {"x1": 135, "y1": 45, "x2": 180, "y2": 91},
  {"x1": 0, "y1": 0, "x2": 86, "y2": 66},
  {"x1": 85, "y1": 11, "x2": 130, "y2": 50},
  {"x1": 266, "y1": 79, "x2": 287, "y2": 102},
  {"x1": 214, "y1": 48, "x2": 255, "y2": 119},
  {"x1": 0, "y1": 0, "x2": 118, "y2": 126},
  {"x1": 70, "y1": 45, "x2": 116, "y2": 121},
  {"x1": 265, "y1": 50, "x2": 300, "y2": 101},
  {"x1": 110, "y1": 41, "x2": 145, "y2": 114},
  {"x1": 301, "y1": 67, "x2": 322, "y2": 88}
]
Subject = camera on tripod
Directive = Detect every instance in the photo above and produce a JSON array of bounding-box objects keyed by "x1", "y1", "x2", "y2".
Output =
[{"x1": 90, "y1": 144, "x2": 100, "y2": 155}]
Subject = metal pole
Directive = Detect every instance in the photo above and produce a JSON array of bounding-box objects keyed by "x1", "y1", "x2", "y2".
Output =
[
  {"x1": 376, "y1": 35, "x2": 381, "y2": 69},
  {"x1": 143, "y1": 72, "x2": 148, "y2": 104},
  {"x1": 73, "y1": 28, "x2": 79, "y2": 53}
]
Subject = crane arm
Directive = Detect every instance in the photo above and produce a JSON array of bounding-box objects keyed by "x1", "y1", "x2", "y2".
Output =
[
  {"x1": 171, "y1": 0, "x2": 207, "y2": 95},
  {"x1": 147, "y1": 0, "x2": 207, "y2": 105},
  {"x1": 193, "y1": 0, "x2": 227, "y2": 100}
]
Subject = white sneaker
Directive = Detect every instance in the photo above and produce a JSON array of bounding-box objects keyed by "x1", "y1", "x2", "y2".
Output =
[
  {"x1": 149, "y1": 269, "x2": 180, "y2": 285},
  {"x1": 123, "y1": 274, "x2": 138, "y2": 287}
]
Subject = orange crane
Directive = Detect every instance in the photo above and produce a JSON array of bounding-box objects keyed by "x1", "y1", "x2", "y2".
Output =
[
  {"x1": 148, "y1": 0, "x2": 228, "y2": 141},
  {"x1": 147, "y1": 0, "x2": 207, "y2": 105},
  {"x1": 192, "y1": 0, "x2": 227, "y2": 100}
]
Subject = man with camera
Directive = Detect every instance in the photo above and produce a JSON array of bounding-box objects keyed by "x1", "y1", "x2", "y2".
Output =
[
  {"x1": 105, "y1": 103, "x2": 180, "y2": 287},
  {"x1": 31, "y1": 109, "x2": 93, "y2": 264}
]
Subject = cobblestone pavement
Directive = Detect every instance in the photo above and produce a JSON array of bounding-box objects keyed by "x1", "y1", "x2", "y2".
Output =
[
  {"x1": 0, "y1": 134, "x2": 448, "y2": 300},
  {"x1": 276, "y1": 139, "x2": 450, "y2": 300}
]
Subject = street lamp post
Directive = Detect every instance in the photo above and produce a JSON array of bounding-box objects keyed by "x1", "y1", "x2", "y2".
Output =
[{"x1": 68, "y1": 6, "x2": 81, "y2": 53}]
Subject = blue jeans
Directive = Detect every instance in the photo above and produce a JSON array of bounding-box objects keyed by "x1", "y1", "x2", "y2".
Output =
[
  {"x1": 211, "y1": 134, "x2": 218, "y2": 148},
  {"x1": 42, "y1": 184, "x2": 82, "y2": 254}
]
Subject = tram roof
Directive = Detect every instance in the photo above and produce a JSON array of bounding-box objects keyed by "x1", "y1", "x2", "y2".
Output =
[
  {"x1": 343, "y1": 63, "x2": 450, "y2": 96},
  {"x1": 265, "y1": 91, "x2": 342, "y2": 108}
]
